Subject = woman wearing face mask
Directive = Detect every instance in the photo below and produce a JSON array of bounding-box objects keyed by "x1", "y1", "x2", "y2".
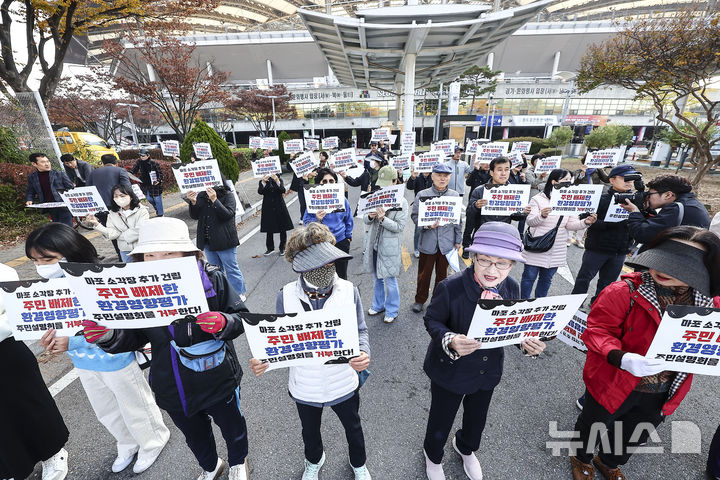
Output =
[
  {"x1": 85, "y1": 184, "x2": 149, "y2": 262},
  {"x1": 422, "y1": 222, "x2": 546, "y2": 480},
  {"x1": 249, "y1": 223, "x2": 371, "y2": 480},
  {"x1": 520, "y1": 169, "x2": 597, "y2": 299},
  {"x1": 131, "y1": 149, "x2": 164, "y2": 217},
  {"x1": 302, "y1": 168, "x2": 354, "y2": 280},
  {"x1": 25, "y1": 223, "x2": 170, "y2": 475},
  {"x1": 84, "y1": 217, "x2": 251, "y2": 480}
]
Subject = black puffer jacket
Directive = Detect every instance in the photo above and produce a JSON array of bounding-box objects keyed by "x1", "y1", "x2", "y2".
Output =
[
  {"x1": 189, "y1": 188, "x2": 239, "y2": 251},
  {"x1": 407, "y1": 173, "x2": 433, "y2": 197},
  {"x1": 584, "y1": 187, "x2": 634, "y2": 254},
  {"x1": 627, "y1": 191, "x2": 710, "y2": 245}
]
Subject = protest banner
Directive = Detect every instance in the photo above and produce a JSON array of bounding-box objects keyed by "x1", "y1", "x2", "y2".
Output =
[
  {"x1": 0, "y1": 277, "x2": 86, "y2": 340},
  {"x1": 322, "y1": 136, "x2": 340, "y2": 150},
  {"x1": 283, "y1": 139, "x2": 304, "y2": 154},
  {"x1": 160, "y1": 140, "x2": 180, "y2": 157},
  {"x1": 413, "y1": 151, "x2": 444, "y2": 173},
  {"x1": 388, "y1": 133, "x2": 397, "y2": 146},
  {"x1": 534, "y1": 155, "x2": 562, "y2": 173},
  {"x1": 371, "y1": 127, "x2": 390, "y2": 141},
  {"x1": 304, "y1": 183, "x2": 345, "y2": 215},
  {"x1": 511, "y1": 141, "x2": 532, "y2": 154},
  {"x1": 465, "y1": 294, "x2": 587, "y2": 348},
  {"x1": 290, "y1": 151, "x2": 320, "y2": 177},
  {"x1": 249, "y1": 136, "x2": 262, "y2": 149},
  {"x1": 26, "y1": 202, "x2": 67, "y2": 209},
  {"x1": 557, "y1": 310, "x2": 588, "y2": 353},
  {"x1": 61, "y1": 257, "x2": 210, "y2": 329},
  {"x1": 251, "y1": 156, "x2": 282, "y2": 178},
  {"x1": 417, "y1": 195, "x2": 463, "y2": 226},
  {"x1": 585, "y1": 148, "x2": 623, "y2": 168},
  {"x1": 192, "y1": 142, "x2": 212, "y2": 159},
  {"x1": 171, "y1": 159, "x2": 223, "y2": 194},
  {"x1": 431, "y1": 139, "x2": 456, "y2": 156},
  {"x1": 131, "y1": 184, "x2": 146, "y2": 200},
  {"x1": 603, "y1": 202, "x2": 630, "y2": 223},
  {"x1": 330, "y1": 148, "x2": 357, "y2": 172},
  {"x1": 645, "y1": 305, "x2": 720, "y2": 376},
  {"x1": 474, "y1": 142, "x2": 510, "y2": 164},
  {"x1": 480, "y1": 184, "x2": 531, "y2": 216},
  {"x1": 390, "y1": 153, "x2": 411, "y2": 171},
  {"x1": 240, "y1": 307, "x2": 360, "y2": 371},
  {"x1": 60, "y1": 186, "x2": 107, "y2": 216},
  {"x1": 356, "y1": 184, "x2": 405, "y2": 216},
  {"x1": 549, "y1": 184, "x2": 603, "y2": 215},
  {"x1": 509, "y1": 152, "x2": 525, "y2": 168},
  {"x1": 304, "y1": 138, "x2": 319, "y2": 151},
  {"x1": 260, "y1": 137, "x2": 279, "y2": 150},
  {"x1": 466, "y1": 139, "x2": 482, "y2": 154},
  {"x1": 401, "y1": 131, "x2": 416, "y2": 153},
  {"x1": 343, "y1": 165, "x2": 365, "y2": 180}
]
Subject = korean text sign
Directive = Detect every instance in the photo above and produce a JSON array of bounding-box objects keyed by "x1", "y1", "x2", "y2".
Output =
[
  {"x1": 61, "y1": 257, "x2": 210, "y2": 329},
  {"x1": 356, "y1": 184, "x2": 405, "y2": 216},
  {"x1": 549, "y1": 185, "x2": 603, "y2": 215},
  {"x1": 171, "y1": 159, "x2": 223, "y2": 194},
  {"x1": 304, "y1": 138, "x2": 319, "y2": 151},
  {"x1": 283, "y1": 139, "x2": 304, "y2": 154},
  {"x1": 431, "y1": 140, "x2": 455, "y2": 156},
  {"x1": 480, "y1": 184, "x2": 531, "y2": 216},
  {"x1": 192, "y1": 142, "x2": 212, "y2": 159},
  {"x1": 645, "y1": 305, "x2": 720, "y2": 376},
  {"x1": 60, "y1": 186, "x2": 107, "y2": 216},
  {"x1": 240, "y1": 307, "x2": 360, "y2": 371},
  {"x1": 322, "y1": 136, "x2": 339, "y2": 149},
  {"x1": 304, "y1": 183, "x2": 345, "y2": 214},
  {"x1": 251, "y1": 156, "x2": 282, "y2": 178},
  {"x1": 0, "y1": 277, "x2": 85, "y2": 340},
  {"x1": 401, "y1": 131, "x2": 416, "y2": 153},
  {"x1": 534, "y1": 155, "x2": 562, "y2": 173},
  {"x1": 260, "y1": 137, "x2": 279, "y2": 150},
  {"x1": 390, "y1": 153, "x2": 411, "y2": 171},
  {"x1": 330, "y1": 148, "x2": 357, "y2": 172},
  {"x1": 557, "y1": 310, "x2": 588, "y2": 353},
  {"x1": 414, "y1": 152, "x2": 444, "y2": 173},
  {"x1": 160, "y1": 140, "x2": 180, "y2": 157},
  {"x1": 290, "y1": 152, "x2": 320, "y2": 177},
  {"x1": 474, "y1": 142, "x2": 510, "y2": 164},
  {"x1": 603, "y1": 202, "x2": 630, "y2": 223},
  {"x1": 585, "y1": 148, "x2": 622, "y2": 168},
  {"x1": 417, "y1": 195, "x2": 463, "y2": 226},
  {"x1": 371, "y1": 128, "x2": 390, "y2": 141},
  {"x1": 511, "y1": 141, "x2": 532, "y2": 154},
  {"x1": 249, "y1": 136, "x2": 262, "y2": 149},
  {"x1": 465, "y1": 294, "x2": 587, "y2": 348}
]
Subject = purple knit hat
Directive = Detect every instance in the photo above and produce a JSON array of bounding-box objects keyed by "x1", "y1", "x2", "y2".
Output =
[{"x1": 465, "y1": 221, "x2": 525, "y2": 263}]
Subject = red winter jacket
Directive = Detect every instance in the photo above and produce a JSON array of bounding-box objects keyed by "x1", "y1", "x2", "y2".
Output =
[{"x1": 582, "y1": 272, "x2": 720, "y2": 416}]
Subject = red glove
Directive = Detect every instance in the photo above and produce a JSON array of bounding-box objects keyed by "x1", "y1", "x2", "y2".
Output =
[
  {"x1": 196, "y1": 312, "x2": 226, "y2": 334},
  {"x1": 82, "y1": 320, "x2": 109, "y2": 343}
]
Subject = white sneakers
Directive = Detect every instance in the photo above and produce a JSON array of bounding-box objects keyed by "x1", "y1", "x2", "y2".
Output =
[
  {"x1": 197, "y1": 458, "x2": 227, "y2": 480},
  {"x1": 424, "y1": 449, "x2": 445, "y2": 480},
  {"x1": 383, "y1": 316, "x2": 396, "y2": 324},
  {"x1": 302, "y1": 452, "x2": 325, "y2": 480},
  {"x1": 367, "y1": 308, "x2": 384, "y2": 315},
  {"x1": 229, "y1": 462, "x2": 249, "y2": 480},
  {"x1": 133, "y1": 441, "x2": 168, "y2": 474},
  {"x1": 111, "y1": 448, "x2": 137, "y2": 473},
  {"x1": 352, "y1": 464, "x2": 372, "y2": 480},
  {"x1": 452, "y1": 437, "x2": 483, "y2": 480},
  {"x1": 414, "y1": 250, "x2": 420, "y2": 258},
  {"x1": 41, "y1": 448, "x2": 68, "y2": 480}
]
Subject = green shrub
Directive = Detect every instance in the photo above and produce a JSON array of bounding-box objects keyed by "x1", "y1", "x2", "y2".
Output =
[
  {"x1": 0, "y1": 163, "x2": 49, "y2": 240},
  {"x1": 538, "y1": 148, "x2": 563, "y2": 157},
  {"x1": 505, "y1": 136, "x2": 548, "y2": 155},
  {"x1": 117, "y1": 158, "x2": 178, "y2": 191},
  {"x1": 548, "y1": 127, "x2": 573, "y2": 148},
  {"x1": 233, "y1": 149, "x2": 253, "y2": 172},
  {"x1": 277, "y1": 131, "x2": 291, "y2": 163},
  {"x1": 180, "y1": 120, "x2": 239, "y2": 182},
  {"x1": 0, "y1": 127, "x2": 30, "y2": 165},
  {"x1": 118, "y1": 148, "x2": 164, "y2": 161}
]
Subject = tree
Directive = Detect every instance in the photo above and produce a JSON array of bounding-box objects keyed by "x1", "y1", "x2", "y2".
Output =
[
  {"x1": 277, "y1": 130, "x2": 291, "y2": 163},
  {"x1": 103, "y1": 33, "x2": 229, "y2": 142},
  {"x1": 0, "y1": 1, "x2": 218, "y2": 104},
  {"x1": 180, "y1": 120, "x2": 238, "y2": 182},
  {"x1": 577, "y1": 6, "x2": 720, "y2": 185},
  {"x1": 583, "y1": 124, "x2": 633, "y2": 150},
  {"x1": 457, "y1": 65, "x2": 500, "y2": 114},
  {"x1": 228, "y1": 85, "x2": 296, "y2": 137},
  {"x1": 548, "y1": 126, "x2": 573, "y2": 148}
]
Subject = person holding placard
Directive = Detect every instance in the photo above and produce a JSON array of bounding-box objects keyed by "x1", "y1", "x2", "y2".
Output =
[
  {"x1": 520, "y1": 169, "x2": 597, "y2": 299},
  {"x1": 85, "y1": 217, "x2": 252, "y2": 480},
  {"x1": 422, "y1": 222, "x2": 546, "y2": 480},
  {"x1": 131, "y1": 149, "x2": 164, "y2": 217},
  {"x1": 249, "y1": 223, "x2": 371, "y2": 480},
  {"x1": 525, "y1": 153, "x2": 549, "y2": 197},
  {"x1": 408, "y1": 165, "x2": 434, "y2": 258},
  {"x1": 445, "y1": 147, "x2": 471, "y2": 195},
  {"x1": 258, "y1": 173, "x2": 294, "y2": 256},
  {"x1": 61, "y1": 153, "x2": 93, "y2": 188},
  {"x1": 25, "y1": 152, "x2": 75, "y2": 226},
  {"x1": 571, "y1": 226, "x2": 720, "y2": 480},
  {"x1": 573, "y1": 152, "x2": 611, "y2": 187}
]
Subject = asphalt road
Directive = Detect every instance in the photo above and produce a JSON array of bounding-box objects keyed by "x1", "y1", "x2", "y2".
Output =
[{"x1": 5, "y1": 169, "x2": 717, "y2": 480}]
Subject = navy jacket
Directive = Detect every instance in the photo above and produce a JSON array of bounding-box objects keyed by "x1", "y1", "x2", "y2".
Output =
[
  {"x1": 189, "y1": 189, "x2": 239, "y2": 251},
  {"x1": 87, "y1": 165, "x2": 131, "y2": 205},
  {"x1": 25, "y1": 170, "x2": 74, "y2": 203},
  {"x1": 63, "y1": 160, "x2": 93, "y2": 187},
  {"x1": 627, "y1": 191, "x2": 710, "y2": 245},
  {"x1": 584, "y1": 187, "x2": 633, "y2": 255},
  {"x1": 423, "y1": 266, "x2": 520, "y2": 394}
]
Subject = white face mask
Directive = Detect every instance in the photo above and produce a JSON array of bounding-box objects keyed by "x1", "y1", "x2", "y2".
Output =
[
  {"x1": 370, "y1": 161, "x2": 378, "y2": 170},
  {"x1": 35, "y1": 258, "x2": 67, "y2": 279},
  {"x1": 114, "y1": 197, "x2": 131, "y2": 208}
]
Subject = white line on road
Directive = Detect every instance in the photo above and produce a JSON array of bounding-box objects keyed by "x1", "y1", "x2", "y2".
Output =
[
  {"x1": 49, "y1": 368, "x2": 79, "y2": 397},
  {"x1": 557, "y1": 264, "x2": 575, "y2": 284}
]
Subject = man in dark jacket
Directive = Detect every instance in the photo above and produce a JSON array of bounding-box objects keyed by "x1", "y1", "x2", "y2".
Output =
[
  {"x1": 87, "y1": 153, "x2": 131, "y2": 259},
  {"x1": 131, "y1": 149, "x2": 164, "y2": 216},
  {"x1": 407, "y1": 168, "x2": 433, "y2": 257},
  {"x1": 25, "y1": 152, "x2": 74, "y2": 226},
  {"x1": 61, "y1": 153, "x2": 93, "y2": 187}
]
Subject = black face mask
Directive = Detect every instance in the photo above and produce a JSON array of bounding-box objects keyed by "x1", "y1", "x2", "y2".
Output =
[{"x1": 554, "y1": 181, "x2": 572, "y2": 189}]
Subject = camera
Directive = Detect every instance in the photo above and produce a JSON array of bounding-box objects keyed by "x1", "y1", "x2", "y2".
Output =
[{"x1": 613, "y1": 174, "x2": 646, "y2": 206}]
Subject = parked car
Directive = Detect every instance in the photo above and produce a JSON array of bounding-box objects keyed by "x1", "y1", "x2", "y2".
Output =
[{"x1": 55, "y1": 131, "x2": 119, "y2": 162}]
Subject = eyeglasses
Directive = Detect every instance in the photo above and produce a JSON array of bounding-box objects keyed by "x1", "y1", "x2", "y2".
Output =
[
  {"x1": 473, "y1": 257, "x2": 513, "y2": 270},
  {"x1": 320, "y1": 179, "x2": 336, "y2": 184}
]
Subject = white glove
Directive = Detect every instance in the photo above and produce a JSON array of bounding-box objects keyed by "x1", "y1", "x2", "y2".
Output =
[{"x1": 620, "y1": 352, "x2": 666, "y2": 377}]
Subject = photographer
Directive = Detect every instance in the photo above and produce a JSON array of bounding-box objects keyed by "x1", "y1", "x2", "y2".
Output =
[{"x1": 622, "y1": 174, "x2": 710, "y2": 245}]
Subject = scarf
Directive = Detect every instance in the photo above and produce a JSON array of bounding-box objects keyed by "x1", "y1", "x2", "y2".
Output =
[
  {"x1": 473, "y1": 272, "x2": 501, "y2": 299},
  {"x1": 198, "y1": 260, "x2": 217, "y2": 298},
  {"x1": 585, "y1": 168, "x2": 596, "y2": 183}
]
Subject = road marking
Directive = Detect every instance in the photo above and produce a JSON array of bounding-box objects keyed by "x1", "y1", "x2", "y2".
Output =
[
  {"x1": 622, "y1": 265, "x2": 632, "y2": 273},
  {"x1": 557, "y1": 264, "x2": 575, "y2": 284},
  {"x1": 401, "y1": 246, "x2": 412, "y2": 272},
  {"x1": 49, "y1": 368, "x2": 79, "y2": 397}
]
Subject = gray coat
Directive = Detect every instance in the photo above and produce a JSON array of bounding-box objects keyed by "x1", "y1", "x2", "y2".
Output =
[
  {"x1": 362, "y1": 197, "x2": 408, "y2": 278},
  {"x1": 411, "y1": 186, "x2": 463, "y2": 255}
]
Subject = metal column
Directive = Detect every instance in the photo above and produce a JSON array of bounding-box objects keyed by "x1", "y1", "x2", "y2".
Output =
[{"x1": 403, "y1": 53, "x2": 416, "y2": 135}]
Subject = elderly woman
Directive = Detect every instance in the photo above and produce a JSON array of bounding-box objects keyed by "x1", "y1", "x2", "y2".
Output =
[{"x1": 422, "y1": 222, "x2": 546, "y2": 480}]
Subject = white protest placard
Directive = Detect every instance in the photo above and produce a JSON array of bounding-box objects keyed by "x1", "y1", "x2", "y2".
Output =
[
  {"x1": 466, "y1": 294, "x2": 587, "y2": 348},
  {"x1": 371, "y1": 128, "x2": 390, "y2": 141},
  {"x1": 330, "y1": 148, "x2": 356, "y2": 172},
  {"x1": 534, "y1": 155, "x2": 562, "y2": 173},
  {"x1": 304, "y1": 183, "x2": 345, "y2": 215},
  {"x1": 260, "y1": 137, "x2": 279, "y2": 150},
  {"x1": 343, "y1": 165, "x2": 365, "y2": 180},
  {"x1": 171, "y1": 159, "x2": 223, "y2": 194},
  {"x1": 290, "y1": 151, "x2": 320, "y2": 177},
  {"x1": 431, "y1": 139, "x2": 456, "y2": 156},
  {"x1": 60, "y1": 186, "x2": 107, "y2": 216},
  {"x1": 283, "y1": 139, "x2": 304, "y2": 154},
  {"x1": 475, "y1": 142, "x2": 510, "y2": 164},
  {"x1": 509, "y1": 152, "x2": 525, "y2": 168},
  {"x1": 388, "y1": 133, "x2": 397, "y2": 146},
  {"x1": 193, "y1": 142, "x2": 212, "y2": 159},
  {"x1": 26, "y1": 202, "x2": 67, "y2": 209},
  {"x1": 585, "y1": 148, "x2": 622, "y2": 168},
  {"x1": 414, "y1": 151, "x2": 444, "y2": 173},
  {"x1": 251, "y1": 156, "x2": 282, "y2": 178},
  {"x1": 480, "y1": 184, "x2": 531, "y2": 216},
  {"x1": 356, "y1": 184, "x2": 405, "y2": 216},
  {"x1": 511, "y1": 141, "x2": 532, "y2": 154},
  {"x1": 249, "y1": 136, "x2": 262, "y2": 149},
  {"x1": 557, "y1": 310, "x2": 588, "y2": 353},
  {"x1": 0, "y1": 277, "x2": 86, "y2": 340},
  {"x1": 131, "y1": 184, "x2": 146, "y2": 200},
  {"x1": 160, "y1": 140, "x2": 180, "y2": 157},
  {"x1": 603, "y1": 202, "x2": 630, "y2": 223},
  {"x1": 322, "y1": 136, "x2": 339, "y2": 150},
  {"x1": 304, "y1": 138, "x2": 320, "y2": 151},
  {"x1": 549, "y1": 184, "x2": 604, "y2": 215},
  {"x1": 225, "y1": 179, "x2": 246, "y2": 220},
  {"x1": 645, "y1": 305, "x2": 720, "y2": 376},
  {"x1": 61, "y1": 257, "x2": 210, "y2": 329},
  {"x1": 390, "y1": 153, "x2": 411, "y2": 171},
  {"x1": 417, "y1": 195, "x2": 463, "y2": 226},
  {"x1": 240, "y1": 307, "x2": 360, "y2": 371},
  {"x1": 401, "y1": 131, "x2": 416, "y2": 153},
  {"x1": 466, "y1": 139, "x2": 482, "y2": 154}
]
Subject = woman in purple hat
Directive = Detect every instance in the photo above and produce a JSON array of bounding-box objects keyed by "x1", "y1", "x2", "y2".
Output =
[{"x1": 422, "y1": 221, "x2": 546, "y2": 480}]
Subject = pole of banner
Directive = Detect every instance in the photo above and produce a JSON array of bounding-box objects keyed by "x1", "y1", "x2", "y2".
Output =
[
  {"x1": 434, "y1": 82, "x2": 443, "y2": 142},
  {"x1": 488, "y1": 105, "x2": 496, "y2": 140},
  {"x1": 484, "y1": 96, "x2": 492, "y2": 139},
  {"x1": 271, "y1": 98, "x2": 277, "y2": 137},
  {"x1": 403, "y1": 53, "x2": 416, "y2": 139}
]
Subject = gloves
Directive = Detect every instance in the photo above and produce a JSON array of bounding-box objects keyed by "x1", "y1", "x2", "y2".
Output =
[
  {"x1": 82, "y1": 320, "x2": 110, "y2": 343},
  {"x1": 196, "y1": 311, "x2": 226, "y2": 334},
  {"x1": 620, "y1": 352, "x2": 666, "y2": 377}
]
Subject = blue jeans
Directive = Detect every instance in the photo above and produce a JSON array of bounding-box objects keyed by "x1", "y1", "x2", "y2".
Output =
[
  {"x1": 144, "y1": 191, "x2": 164, "y2": 216},
  {"x1": 204, "y1": 247, "x2": 246, "y2": 296},
  {"x1": 50, "y1": 207, "x2": 73, "y2": 226},
  {"x1": 413, "y1": 225, "x2": 421, "y2": 252},
  {"x1": 120, "y1": 251, "x2": 133, "y2": 263},
  {"x1": 372, "y1": 250, "x2": 399, "y2": 318},
  {"x1": 520, "y1": 264, "x2": 558, "y2": 299}
]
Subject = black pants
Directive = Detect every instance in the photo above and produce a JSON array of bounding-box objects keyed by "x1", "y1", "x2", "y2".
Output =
[
  {"x1": 708, "y1": 424, "x2": 720, "y2": 478},
  {"x1": 423, "y1": 381, "x2": 494, "y2": 464},
  {"x1": 516, "y1": 217, "x2": 526, "y2": 236},
  {"x1": 298, "y1": 190, "x2": 307, "y2": 222},
  {"x1": 572, "y1": 250, "x2": 626, "y2": 303},
  {"x1": 295, "y1": 391, "x2": 366, "y2": 468},
  {"x1": 167, "y1": 390, "x2": 249, "y2": 470},
  {"x1": 95, "y1": 210, "x2": 122, "y2": 258},
  {"x1": 462, "y1": 210, "x2": 477, "y2": 248},
  {"x1": 574, "y1": 389, "x2": 665, "y2": 468},
  {"x1": 335, "y1": 238, "x2": 351, "y2": 280},
  {"x1": 266, "y1": 231, "x2": 287, "y2": 251}
]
